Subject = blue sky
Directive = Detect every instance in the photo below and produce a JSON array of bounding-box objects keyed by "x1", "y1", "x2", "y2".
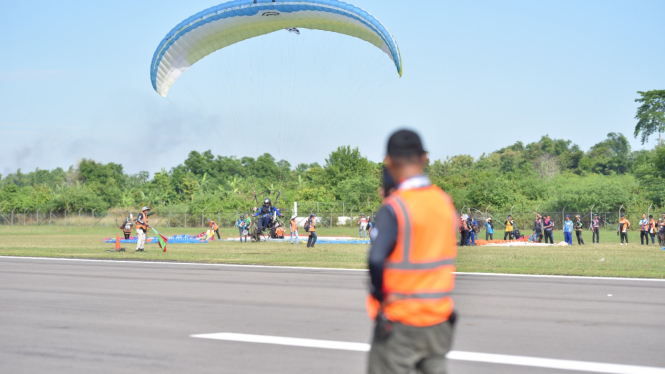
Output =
[{"x1": 1, "y1": 0, "x2": 664, "y2": 176}]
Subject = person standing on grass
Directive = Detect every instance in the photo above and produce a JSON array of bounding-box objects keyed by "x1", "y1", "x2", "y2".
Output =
[
  {"x1": 658, "y1": 218, "x2": 665, "y2": 246},
  {"x1": 591, "y1": 214, "x2": 601, "y2": 244},
  {"x1": 504, "y1": 215, "x2": 515, "y2": 240},
  {"x1": 306, "y1": 214, "x2": 317, "y2": 248},
  {"x1": 639, "y1": 213, "x2": 649, "y2": 245},
  {"x1": 618, "y1": 214, "x2": 630, "y2": 245},
  {"x1": 459, "y1": 215, "x2": 469, "y2": 246},
  {"x1": 485, "y1": 218, "x2": 494, "y2": 240},
  {"x1": 532, "y1": 213, "x2": 543, "y2": 243},
  {"x1": 648, "y1": 215, "x2": 657, "y2": 245},
  {"x1": 243, "y1": 214, "x2": 252, "y2": 242},
  {"x1": 289, "y1": 216, "x2": 299, "y2": 244},
  {"x1": 575, "y1": 215, "x2": 585, "y2": 245},
  {"x1": 367, "y1": 129, "x2": 457, "y2": 374},
  {"x1": 563, "y1": 215, "x2": 574, "y2": 245},
  {"x1": 467, "y1": 215, "x2": 478, "y2": 246},
  {"x1": 235, "y1": 215, "x2": 247, "y2": 243},
  {"x1": 359, "y1": 214, "x2": 369, "y2": 239},
  {"x1": 543, "y1": 215, "x2": 555, "y2": 244},
  {"x1": 135, "y1": 206, "x2": 150, "y2": 252}
]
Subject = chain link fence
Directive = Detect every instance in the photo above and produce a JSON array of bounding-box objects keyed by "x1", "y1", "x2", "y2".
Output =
[{"x1": 0, "y1": 205, "x2": 378, "y2": 229}]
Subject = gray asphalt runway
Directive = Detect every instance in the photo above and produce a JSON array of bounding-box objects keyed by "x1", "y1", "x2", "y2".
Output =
[{"x1": 1, "y1": 257, "x2": 664, "y2": 374}]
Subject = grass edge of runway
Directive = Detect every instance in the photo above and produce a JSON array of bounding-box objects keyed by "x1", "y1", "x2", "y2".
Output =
[{"x1": 1, "y1": 226, "x2": 664, "y2": 278}]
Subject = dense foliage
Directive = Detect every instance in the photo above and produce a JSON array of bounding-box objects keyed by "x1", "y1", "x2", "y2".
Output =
[{"x1": 1, "y1": 133, "x2": 664, "y2": 214}]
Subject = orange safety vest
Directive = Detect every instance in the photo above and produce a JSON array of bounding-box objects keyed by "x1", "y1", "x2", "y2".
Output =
[
  {"x1": 366, "y1": 185, "x2": 457, "y2": 327},
  {"x1": 210, "y1": 220, "x2": 219, "y2": 231},
  {"x1": 136, "y1": 212, "x2": 149, "y2": 231},
  {"x1": 649, "y1": 218, "x2": 656, "y2": 233},
  {"x1": 308, "y1": 218, "x2": 316, "y2": 232},
  {"x1": 290, "y1": 220, "x2": 297, "y2": 232}
]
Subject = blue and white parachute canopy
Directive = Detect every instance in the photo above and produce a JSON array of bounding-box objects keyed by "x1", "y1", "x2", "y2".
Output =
[{"x1": 150, "y1": 0, "x2": 402, "y2": 97}]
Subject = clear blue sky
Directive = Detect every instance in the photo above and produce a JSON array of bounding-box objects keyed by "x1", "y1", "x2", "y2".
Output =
[{"x1": 1, "y1": 0, "x2": 664, "y2": 176}]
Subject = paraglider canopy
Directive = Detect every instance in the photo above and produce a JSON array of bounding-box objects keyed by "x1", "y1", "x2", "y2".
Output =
[{"x1": 150, "y1": 0, "x2": 402, "y2": 97}]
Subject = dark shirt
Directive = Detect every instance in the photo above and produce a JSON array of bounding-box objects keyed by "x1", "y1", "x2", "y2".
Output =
[
  {"x1": 533, "y1": 219, "x2": 543, "y2": 233},
  {"x1": 367, "y1": 205, "x2": 398, "y2": 303}
]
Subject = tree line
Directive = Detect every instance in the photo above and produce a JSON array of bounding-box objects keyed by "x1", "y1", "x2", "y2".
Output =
[{"x1": 3, "y1": 131, "x2": 665, "y2": 215}]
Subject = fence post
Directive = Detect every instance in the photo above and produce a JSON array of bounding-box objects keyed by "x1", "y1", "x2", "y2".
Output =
[
  {"x1": 11, "y1": 208, "x2": 15, "y2": 226},
  {"x1": 168, "y1": 210, "x2": 171, "y2": 228},
  {"x1": 330, "y1": 208, "x2": 333, "y2": 229},
  {"x1": 64, "y1": 210, "x2": 67, "y2": 226},
  {"x1": 78, "y1": 208, "x2": 83, "y2": 226},
  {"x1": 91, "y1": 209, "x2": 96, "y2": 227},
  {"x1": 317, "y1": 202, "x2": 319, "y2": 214},
  {"x1": 343, "y1": 202, "x2": 345, "y2": 218},
  {"x1": 49, "y1": 210, "x2": 53, "y2": 226},
  {"x1": 24, "y1": 209, "x2": 28, "y2": 226},
  {"x1": 36, "y1": 208, "x2": 41, "y2": 226},
  {"x1": 184, "y1": 208, "x2": 187, "y2": 228},
  {"x1": 218, "y1": 210, "x2": 221, "y2": 228},
  {"x1": 350, "y1": 208, "x2": 353, "y2": 227}
]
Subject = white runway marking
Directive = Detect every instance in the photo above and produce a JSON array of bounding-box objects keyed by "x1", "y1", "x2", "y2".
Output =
[
  {"x1": 2, "y1": 256, "x2": 665, "y2": 282},
  {"x1": 191, "y1": 333, "x2": 665, "y2": 374}
]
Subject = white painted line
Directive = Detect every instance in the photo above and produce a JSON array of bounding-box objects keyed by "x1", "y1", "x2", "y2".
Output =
[
  {"x1": 191, "y1": 333, "x2": 665, "y2": 374},
  {"x1": 1, "y1": 256, "x2": 664, "y2": 282},
  {"x1": 191, "y1": 333, "x2": 369, "y2": 351},
  {"x1": 0, "y1": 256, "x2": 365, "y2": 272}
]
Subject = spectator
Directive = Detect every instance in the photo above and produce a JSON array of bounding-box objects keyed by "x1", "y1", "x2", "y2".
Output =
[
  {"x1": 591, "y1": 214, "x2": 601, "y2": 244},
  {"x1": 639, "y1": 213, "x2": 649, "y2": 245},
  {"x1": 306, "y1": 214, "x2": 317, "y2": 248},
  {"x1": 235, "y1": 214, "x2": 247, "y2": 243},
  {"x1": 459, "y1": 214, "x2": 469, "y2": 246},
  {"x1": 649, "y1": 214, "x2": 657, "y2": 245},
  {"x1": 467, "y1": 214, "x2": 478, "y2": 246},
  {"x1": 659, "y1": 218, "x2": 665, "y2": 246},
  {"x1": 485, "y1": 218, "x2": 494, "y2": 240},
  {"x1": 367, "y1": 219, "x2": 374, "y2": 239},
  {"x1": 532, "y1": 213, "x2": 543, "y2": 243},
  {"x1": 358, "y1": 213, "x2": 369, "y2": 239},
  {"x1": 543, "y1": 215, "x2": 554, "y2": 244},
  {"x1": 289, "y1": 216, "x2": 299, "y2": 245},
  {"x1": 575, "y1": 215, "x2": 585, "y2": 245},
  {"x1": 563, "y1": 215, "x2": 573, "y2": 245},
  {"x1": 618, "y1": 214, "x2": 630, "y2": 245},
  {"x1": 504, "y1": 215, "x2": 515, "y2": 240}
]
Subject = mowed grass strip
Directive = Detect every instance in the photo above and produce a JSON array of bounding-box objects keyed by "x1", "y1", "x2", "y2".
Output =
[{"x1": 0, "y1": 226, "x2": 664, "y2": 277}]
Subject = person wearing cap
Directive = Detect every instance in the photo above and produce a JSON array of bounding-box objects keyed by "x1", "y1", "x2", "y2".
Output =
[
  {"x1": 254, "y1": 198, "x2": 281, "y2": 235},
  {"x1": 575, "y1": 215, "x2": 585, "y2": 245},
  {"x1": 591, "y1": 214, "x2": 601, "y2": 243},
  {"x1": 235, "y1": 214, "x2": 247, "y2": 242},
  {"x1": 367, "y1": 129, "x2": 456, "y2": 374},
  {"x1": 289, "y1": 216, "x2": 299, "y2": 244},
  {"x1": 639, "y1": 213, "x2": 649, "y2": 245},
  {"x1": 306, "y1": 214, "x2": 317, "y2": 248},
  {"x1": 618, "y1": 215, "x2": 630, "y2": 245},
  {"x1": 135, "y1": 206, "x2": 151, "y2": 252},
  {"x1": 504, "y1": 215, "x2": 515, "y2": 240},
  {"x1": 359, "y1": 214, "x2": 369, "y2": 239},
  {"x1": 485, "y1": 217, "x2": 494, "y2": 240},
  {"x1": 563, "y1": 215, "x2": 573, "y2": 245},
  {"x1": 244, "y1": 214, "x2": 252, "y2": 242}
]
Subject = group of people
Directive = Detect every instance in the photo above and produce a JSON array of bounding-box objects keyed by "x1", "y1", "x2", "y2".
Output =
[
  {"x1": 358, "y1": 213, "x2": 374, "y2": 239},
  {"x1": 636, "y1": 213, "x2": 665, "y2": 246},
  {"x1": 288, "y1": 214, "x2": 318, "y2": 247}
]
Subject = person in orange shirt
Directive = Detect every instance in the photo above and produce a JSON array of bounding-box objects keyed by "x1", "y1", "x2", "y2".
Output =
[
  {"x1": 289, "y1": 216, "x2": 299, "y2": 244},
  {"x1": 618, "y1": 214, "x2": 631, "y2": 245},
  {"x1": 306, "y1": 214, "x2": 317, "y2": 248},
  {"x1": 367, "y1": 129, "x2": 456, "y2": 374},
  {"x1": 208, "y1": 219, "x2": 220, "y2": 240},
  {"x1": 648, "y1": 215, "x2": 657, "y2": 245}
]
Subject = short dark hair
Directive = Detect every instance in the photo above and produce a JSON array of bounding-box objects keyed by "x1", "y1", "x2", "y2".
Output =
[{"x1": 387, "y1": 129, "x2": 426, "y2": 161}]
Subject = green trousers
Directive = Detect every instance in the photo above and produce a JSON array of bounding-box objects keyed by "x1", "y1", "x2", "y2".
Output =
[{"x1": 368, "y1": 320, "x2": 454, "y2": 374}]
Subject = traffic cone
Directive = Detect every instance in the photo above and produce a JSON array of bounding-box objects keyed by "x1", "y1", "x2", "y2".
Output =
[{"x1": 115, "y1": 235, "x2": 121, "y2": 251}]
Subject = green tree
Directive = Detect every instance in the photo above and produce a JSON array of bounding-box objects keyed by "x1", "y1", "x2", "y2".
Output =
[{"x1": 634, "y1": 90, "x2": 665, "y2": 145}]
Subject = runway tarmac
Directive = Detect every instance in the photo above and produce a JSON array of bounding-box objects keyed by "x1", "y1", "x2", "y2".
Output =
[{"x1": 1, "y1": 256, "x2": 664, "y2": 373}]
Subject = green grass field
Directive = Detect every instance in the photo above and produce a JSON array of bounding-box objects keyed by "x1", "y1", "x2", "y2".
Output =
[{"x1": 0, "y1": 226, "x2": 664, "y2": 277}]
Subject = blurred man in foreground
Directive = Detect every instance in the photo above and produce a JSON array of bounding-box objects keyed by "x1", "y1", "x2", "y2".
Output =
[{"x1": 367, "y1": 129, "x2": 457, "y2": 374}]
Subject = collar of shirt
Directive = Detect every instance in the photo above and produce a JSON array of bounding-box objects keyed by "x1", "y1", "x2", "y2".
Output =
[{"x1": 398, "y1": 175, "x2": 431, "y2": 191}]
